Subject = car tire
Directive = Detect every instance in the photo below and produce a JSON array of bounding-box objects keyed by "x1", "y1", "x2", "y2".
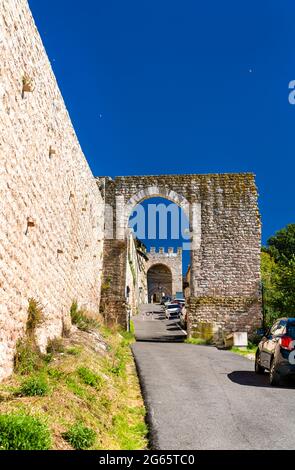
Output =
[
  {"x1": 269, "y1": 359, "x2": 280, "y2": 386},
  {"x1": 255, "y1": 351, "x2": 265, "y2": 374}
]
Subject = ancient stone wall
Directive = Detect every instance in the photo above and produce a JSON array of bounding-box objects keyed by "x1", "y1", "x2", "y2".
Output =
[
  {"x1": 126, "y1": 232, "x2": 148, "y2": 316},
  {"x1": 98, "y1": 174, "x2": 262, "y2": 339},
  {"x1": 146, "y1": 247, "x2": 183, "y2": 301},
  {"x1": 0, "y1": 0, "x2": 104, "y2": 380}
]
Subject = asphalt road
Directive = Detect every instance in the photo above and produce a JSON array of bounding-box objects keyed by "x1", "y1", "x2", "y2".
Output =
[{"x1": 132, "y1": 304, "x2": 295, "y2": 450}]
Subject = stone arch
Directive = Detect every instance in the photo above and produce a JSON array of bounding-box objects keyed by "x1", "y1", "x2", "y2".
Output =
[
  {"x1": 98, "y1": 173, "x2": 262, "y2": 341},
  {"x1": 124, "y1": 186, "x2": 190, "y2": 232},
  {"x1": 147, "y1": 263, "x2": 173, "y2": 303}
]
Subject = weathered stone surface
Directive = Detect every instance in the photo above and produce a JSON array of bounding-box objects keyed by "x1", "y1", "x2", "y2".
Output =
[
  {"x1": 146, "y1": 247, "x2": 182, "y2": 301},
  {"x1": 0, "y1": 0, "x2": 104, "y2": 380},
  {"x1": 98, "y1": 174, "x2": 262, "y2": 339},
  {"x1": 0, "y1": 0, "x2": 262, "y2": 382}
]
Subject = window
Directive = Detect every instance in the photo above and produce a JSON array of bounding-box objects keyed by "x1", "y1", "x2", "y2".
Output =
[{"x1": 271, "y1": 320, "x2": 286, "y2": 336}]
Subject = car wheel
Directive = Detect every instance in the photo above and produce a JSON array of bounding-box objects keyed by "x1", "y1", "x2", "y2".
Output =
[
  {"x1": 255, "y1": 351, "x2": 265, "y2": 374},
  {"x1": 269, "y1": 359, "x2": 280, "y2": 386}
]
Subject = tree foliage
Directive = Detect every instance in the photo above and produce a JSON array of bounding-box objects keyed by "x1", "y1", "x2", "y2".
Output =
[{"x1": 262, "y1": 224, "x2": 295, "y2": 326}]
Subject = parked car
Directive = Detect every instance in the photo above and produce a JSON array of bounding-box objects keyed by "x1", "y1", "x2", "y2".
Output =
[
  {"x1": 255, "y1": 317, "x2": 295, "y2": 385},
  {"x1": 165, "y1": 303, "x2": 181, "y2": 319},
  {"x1": 160, "y1": 296, "x2": 172, "y2": 305},
  {"x1": 174, "y1": 299, "x2": 185, "y2": 307},
  {"x1": 179, "y1": 306, "x2": 187, "y2": 329}
]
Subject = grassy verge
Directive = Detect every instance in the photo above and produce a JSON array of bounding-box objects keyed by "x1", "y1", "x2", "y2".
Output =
[
  {"x1": 184, "y1": 338, "x2": 210, "y2": 345},
  {"x1": 230, "y1": 344, "x2": 257, "y2": 357},
  {"x1": 0, "y1": 323, "x2": 148, "y2": 450}
]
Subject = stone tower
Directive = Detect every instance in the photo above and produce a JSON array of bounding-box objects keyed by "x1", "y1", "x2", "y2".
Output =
[{"x1": 146, "y1": 247, "x2": 183, "y2": 302}]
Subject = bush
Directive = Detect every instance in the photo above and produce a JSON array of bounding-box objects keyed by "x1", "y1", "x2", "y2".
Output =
[
  {"x1": 19, "y1": 374, "x2": 49, "y2": 397},
  {"x1": 77, "y1": 367, "x2": 103, "y2": 389},
  {"x1": 14, "y1": 339, "x2": 44, "y2": 375},
  {"x1": 47, "y1": 368, "x2": 64, "y2": 380},
  {"x1": 26, "y1": 298, "x2": 43, "y2": 333},
  {"x1": 0, "y1": 413, "x2": 51, "y2": 450},
  {"x1": 62, "y1": 423, "x2": 96, "y2": 450},
  {"x1": 70, "y1": 301, "x2": 100, "y2": 331}
]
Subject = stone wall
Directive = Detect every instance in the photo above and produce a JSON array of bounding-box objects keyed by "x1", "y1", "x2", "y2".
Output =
[
  {"x1": 126, "y1": 233, "x2": 148, "y2": 316},
  {"x1": 146, "y1": 247, "x2": 183, "y2": 301},
  {"x1": 98, "y1": 174, "x2": 262, "y2": 339},
  {"x1": 0, "y1": 0, "x2": 104, "y2": 380}
]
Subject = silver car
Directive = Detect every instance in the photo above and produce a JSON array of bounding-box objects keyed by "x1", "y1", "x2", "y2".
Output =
[{"x1": 165, "y1": 303, "x2": 181, "y2": 319}]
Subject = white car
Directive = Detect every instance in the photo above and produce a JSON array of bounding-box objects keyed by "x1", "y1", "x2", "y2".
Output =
[{"x1": 165, "y1": 303, "x2": 181, "y2": 319}]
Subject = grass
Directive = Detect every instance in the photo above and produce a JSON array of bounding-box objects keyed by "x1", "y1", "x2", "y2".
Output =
[
  {"x1": 14, "y1": 339, "x2": 45, "y2": 375},
  {"x1": 77, "y1": 367, "x2": 103, "y2": 389},
  {"x1": 70, "y1": 301, "x2": 100, "y2": 331},
  {"x1": 19, "y1": 374, "x2": 49, "y2": 397},
  {"x1": 62, "y1": 423, "x2": 96, "y2": 450},
  {"x1": 0, "y1": 413, "x2": 51, "y2": 450},
  {"x1": 0, "y1": 321, "x2": 148, "y2": 450},
  {"x1": 66, "y1": 346, "x2": 82, "y2": 356},
  {"x1": 184, "y1": 337, "x2": 209, "y2": 345},
  {"x1": 47, "y1": 338, "x2": 65, "y2": 354},
  {"x1": 230, "y1": 343, "x2": 257, "y2": 357}
]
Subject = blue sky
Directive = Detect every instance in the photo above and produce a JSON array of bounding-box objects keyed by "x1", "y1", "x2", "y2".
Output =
[{"x1": 29, "y1": 0, "x2": 294, "y2": 255}]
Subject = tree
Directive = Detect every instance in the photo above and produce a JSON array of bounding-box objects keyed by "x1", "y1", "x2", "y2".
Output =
[
  {"x1": 264, "y1": 224, "x2": 295, "y2": 265},
  {"x1": 261, "y1": 252, "x2": 278, "y2": 326},
  {"x1": 262, "y1": 224, "x2": 295, "y2": 325},
  {"x1": 272, "y1": 256, "x2": 295, "y2": 314}
]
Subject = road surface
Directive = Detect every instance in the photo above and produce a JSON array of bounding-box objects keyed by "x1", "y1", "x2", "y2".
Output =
[{"x1": 132, "y1": 304, "x2": 295, "y2": 450}]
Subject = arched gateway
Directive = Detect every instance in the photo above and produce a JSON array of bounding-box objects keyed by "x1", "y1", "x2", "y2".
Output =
[{"x1": 97, "y1": 173, "x2": 262, "y2": 342}]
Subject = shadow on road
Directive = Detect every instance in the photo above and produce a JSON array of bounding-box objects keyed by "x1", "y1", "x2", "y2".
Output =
[
  {"x1": 135, "y1": 334, "x2": 186, "y2": 343},
  {"x1": 228, "y1": 371, "x2": 295, "y2": 389}
]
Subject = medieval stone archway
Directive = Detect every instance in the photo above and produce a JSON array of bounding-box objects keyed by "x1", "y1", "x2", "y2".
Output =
[
  {"x1": 147, "y1": 264, "x2": 173, "y2": 303},
  {"x1": 97, "y1": 173, "x2": 262, "y2": 341}
]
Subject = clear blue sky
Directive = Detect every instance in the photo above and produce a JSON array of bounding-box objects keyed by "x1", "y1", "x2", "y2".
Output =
[{"x1": 29, "y1": 0, "x2": 295, "y2": 249}]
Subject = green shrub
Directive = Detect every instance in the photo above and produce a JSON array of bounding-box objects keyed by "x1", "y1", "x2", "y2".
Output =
[
  {"x1": 0, "y1": 413, "x2": 51, "y2": 450},
  {"x1": 26, "y1": 298, "x2": 43, "y2": 333},
  {"x1": 66, "y1": 376, "x2": 87, "y2": 399},
  {"x1": 77, "y1": 367, "x2": 103, "y2": 389},
  {"x1": 62, "y1": 423, "x2": 96, "y2": 450},
  {"x1": 47, "y1": 368, "x2": 64, "y2": 380},
  {"x1": 19, "y1": 374, "x2": 49, "y2": 397},
  {"x1": 70, "y1": 301, "x2": 100, "y2": 331},
  {"x1": 14, "y1": 339, "x2": 44, "y2": 375},
  {"x1": 107, "y1": 345, "x2": 128, "y2": 377}
]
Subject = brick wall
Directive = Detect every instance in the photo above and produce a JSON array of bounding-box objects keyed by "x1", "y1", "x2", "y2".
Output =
[{"x1": 0, "y1": 0, "x2": 104, "y2": 380}]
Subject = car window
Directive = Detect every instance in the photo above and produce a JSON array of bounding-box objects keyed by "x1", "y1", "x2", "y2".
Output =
[
  {"x1": 287, "y1": 322, "x2": 295, "y2": 338},
  {"x1": 271, "y1": 320, "x2": 286, "y2": 336}
]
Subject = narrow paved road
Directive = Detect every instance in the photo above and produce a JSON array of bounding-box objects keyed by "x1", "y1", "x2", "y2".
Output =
[{"x1": 132, "y1": 304, "x2": 295, "y2": 450}]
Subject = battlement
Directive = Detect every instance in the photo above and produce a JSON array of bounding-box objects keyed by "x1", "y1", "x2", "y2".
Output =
[{"x1": 149, "y1": 247, "x2": 182, "y2": 255}]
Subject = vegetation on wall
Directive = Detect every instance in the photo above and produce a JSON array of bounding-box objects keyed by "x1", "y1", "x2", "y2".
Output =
[{"x1": 262, "y1": 224, "x2": 295, "y2": 326}]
